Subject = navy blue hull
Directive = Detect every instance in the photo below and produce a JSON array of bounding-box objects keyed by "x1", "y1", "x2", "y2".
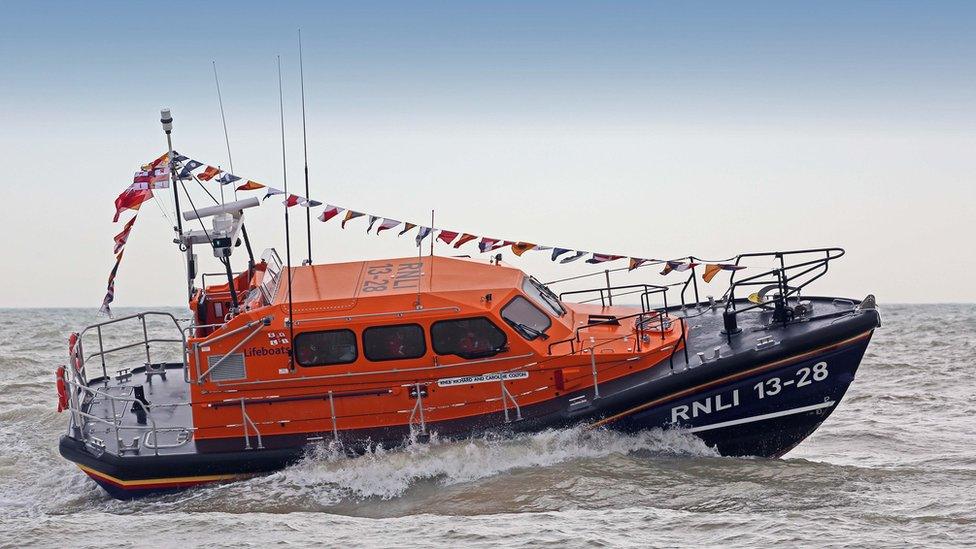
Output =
[{"x1": 609, "y1": 335, "x2": 870, "y2": 457}]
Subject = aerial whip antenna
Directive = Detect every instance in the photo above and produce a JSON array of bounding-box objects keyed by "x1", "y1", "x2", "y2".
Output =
[
  {"x1": 299, "y1": 29, "x2": 313, "y2": 265},
  {"x1": 212, "y1": 61, "x2": 256, "y2": 272},
  {"x1": 212, "y1": 61, "x2": 234, "y2": 205},
  {"x1": 278, "y1": 55, "x2": 296, "y2": 364}
]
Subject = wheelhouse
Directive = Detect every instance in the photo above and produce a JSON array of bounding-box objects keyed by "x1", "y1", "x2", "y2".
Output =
[{"x1": 177, "y1": 253, "x2": 681, "y2": 445}]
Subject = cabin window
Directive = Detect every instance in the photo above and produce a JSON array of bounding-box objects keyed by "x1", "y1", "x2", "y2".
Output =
[
  {"x1": 523, "y1": 276, "x2": 565, "y2": 316},
  {"x1": 294, "y1": 329, "x2": 357, "y2": 366},
  {"x1": 363, "y1": 324, "x2": 427, "y2": 361},
  {"x1": 501, "y1": 296, "x2": 552, "y2": 340},
  {"x1": 430, "y1": 317, "x2": 507, "y2": 359}
]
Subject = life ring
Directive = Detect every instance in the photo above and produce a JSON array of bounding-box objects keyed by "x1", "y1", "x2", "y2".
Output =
[{"x1": 56, "y1": 365, "x2": 68, "y2": 413}]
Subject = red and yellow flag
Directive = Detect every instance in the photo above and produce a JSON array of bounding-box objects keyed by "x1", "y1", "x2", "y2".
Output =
[
  {"x1": 198, "y1": 166, "x2": 221, "y2": 181},
  {"x1": 453, "y1": 233, "x2": 478, "y2": 248},
  {"x1": 142, "y1": 152, "x2": 169, "y2": 171}
]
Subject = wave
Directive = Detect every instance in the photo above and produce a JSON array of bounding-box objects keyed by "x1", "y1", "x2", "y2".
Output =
[{"x1": 177, "y1": 427, "x2": 718, "y2": 510}]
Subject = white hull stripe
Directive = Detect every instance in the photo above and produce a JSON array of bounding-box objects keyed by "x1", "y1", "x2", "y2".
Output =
[{"x1": 685, "y1": 401, "x2": 836, "y2": 434}]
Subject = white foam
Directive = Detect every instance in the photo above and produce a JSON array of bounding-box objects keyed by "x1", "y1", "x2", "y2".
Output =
[{"x1": 242, "y1": 427, "x2": 717, "y2": 504}]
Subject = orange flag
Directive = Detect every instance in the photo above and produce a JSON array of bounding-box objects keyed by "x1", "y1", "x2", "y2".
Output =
[
  {"x1": 511, "y1": 242, "x2": 536, "y2": 256},
  {"x1": 702, "y1": 264, "x2": 722, "y2": 283},
  {"x1": 236, "y1": 180, "x2": 265, "y2": 191},
  {"x1": 198, "y1": 166, "x2": 221, "y2": 181}
]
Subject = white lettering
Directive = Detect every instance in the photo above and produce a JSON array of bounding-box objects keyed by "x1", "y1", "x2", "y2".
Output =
[
  {"x1": 673, "y1": 389, "x2": 741, "y2": 423},
  {"x1": 671, "y1": 405, "x2": 690, "y2": 423},
  {"x1": 437, "y1": 371, "x2": 528, "y2": 387},
  {"x1": 692, "y1": 400, "x2": 712, "y2": 418}
]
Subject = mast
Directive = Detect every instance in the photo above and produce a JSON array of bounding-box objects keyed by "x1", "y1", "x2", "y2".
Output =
[
  {"x1": 299, "y1": 29, "x2": 312, "y2": 265},
  {"x1": 160, "y1": 109, "x2": 182, "y2": 237},
  {"x1": 160, "y1": 108, "x2": 192, "y2": 300}
]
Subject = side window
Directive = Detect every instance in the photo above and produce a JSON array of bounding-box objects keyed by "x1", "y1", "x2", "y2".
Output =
[
  {"x1": 501, "y1": 296, "x2": 551, "y2": 340},
  {"x1": 363, "y1": 324, "x2": 426, "y2": 361},
  {"x1": 431, "y1": 317, "x2": 507, "y2": 359},
  {"x1": 295, "y1": 329, "x2": 357, "y2": 366}
]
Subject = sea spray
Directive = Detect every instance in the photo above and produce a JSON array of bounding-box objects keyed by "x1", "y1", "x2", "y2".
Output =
[{"x1": 236, "y1": 426, "x2": 719, "y2": 504}]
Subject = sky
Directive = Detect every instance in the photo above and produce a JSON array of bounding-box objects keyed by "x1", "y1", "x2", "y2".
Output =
[{"x1": 1, "y1": 1, "x2": 974, "y2": 309}]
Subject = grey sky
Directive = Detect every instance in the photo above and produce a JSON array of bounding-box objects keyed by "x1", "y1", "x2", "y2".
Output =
[{"x1": 2, "y1": 2, "x2": 974, "y2": 307}]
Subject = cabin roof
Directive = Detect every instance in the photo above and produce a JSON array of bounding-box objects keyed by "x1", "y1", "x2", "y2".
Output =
[{"x1": 273, "y1": 255, "x2": 524, "y2": 310}]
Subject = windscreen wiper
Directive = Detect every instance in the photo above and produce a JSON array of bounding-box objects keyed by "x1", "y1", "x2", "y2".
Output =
[
  {"x1": 505, "y1": 319, "x2": 549, "y2": 340},
  {"x1": 531, "y1": 277, "x2": 566, "y2": 315}
]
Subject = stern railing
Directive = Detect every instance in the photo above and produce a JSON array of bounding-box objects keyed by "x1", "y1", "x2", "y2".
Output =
[{"x1": 76, "y1": 311, "x2": 187, "y2": 383}]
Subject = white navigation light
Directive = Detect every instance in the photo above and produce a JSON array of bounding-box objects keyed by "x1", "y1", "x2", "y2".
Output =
[{"x1": 160, "y1": 108, "x2": 173, "y2": 132}]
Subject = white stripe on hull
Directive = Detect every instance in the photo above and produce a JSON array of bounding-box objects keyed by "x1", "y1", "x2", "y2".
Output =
[{"x1": 685, "y1": 401, "x2": 836, "y2": 434}]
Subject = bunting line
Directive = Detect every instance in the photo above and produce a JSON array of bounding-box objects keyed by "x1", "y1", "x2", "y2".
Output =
[{"x1": 130, "y1": 151, "x2": 748, "y2": 282}]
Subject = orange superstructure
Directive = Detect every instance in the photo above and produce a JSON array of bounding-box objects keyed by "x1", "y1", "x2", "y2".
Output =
[{"x1": 184, "y1": 255, "x2": 682, "y2": 444}]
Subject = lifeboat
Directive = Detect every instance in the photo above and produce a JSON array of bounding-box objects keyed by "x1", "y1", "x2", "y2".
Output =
[
  {"x1": 59, "y1": 246, "x2": 880, "y2": 499},
  {"x1": 57, "y1": 117, "x2": 880, "y2": 500}
]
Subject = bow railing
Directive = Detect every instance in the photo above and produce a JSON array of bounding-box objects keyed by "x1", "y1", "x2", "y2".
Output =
[{"x1": 721, "y1": 247, "x2": 846, "y2": 338}]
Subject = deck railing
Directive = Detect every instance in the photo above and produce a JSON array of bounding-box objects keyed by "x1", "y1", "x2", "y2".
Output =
[
  {"x1": 61, "y1": 374, "x2": 165, "y2": 456},
  {"x1": 76, "y1": 311, "x2": 187, "y2": 383},
  {"x1": 721, "y1": 248, "x2": 845, "y2": 339}
]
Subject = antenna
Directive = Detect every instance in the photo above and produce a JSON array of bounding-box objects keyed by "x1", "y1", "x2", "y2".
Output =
[
  {"x1": 278, "y1": 55, "x2": 296, "y2": 366},
  {"x1": 299, "y1": 29, "x2": 313, "y2": 265},
  {"x1": 212, "y1": 61, "x2": 234, "y2": 204},
  {"x1": 212, "y1": 62, "x2": 256, "y2": 273}
]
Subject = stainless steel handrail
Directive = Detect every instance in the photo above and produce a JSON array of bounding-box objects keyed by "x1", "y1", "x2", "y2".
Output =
[
  {"x1": 85, "y1": 338, "x2": 185, "y2": 364},
  {"x1": 407, "y1": 383, "x2": 428, "y2": 439},
  {"x1": 76, "y1": 311, "x2": 188, "y2": 382},
  {"x1": 239, "y1": 399, "x2": 264, "y2": 449},
  {"x1": 192, "y1": 316, "x2": 271, "y2": 383},
  {"x1": 294, "y1": 306, "x2": 462, "y2": 325},
  {"x1": 63, "y1": 377, "x2": 168, "y2": 457},
  {"x1": 499, "y1": 376, "x2": 522, "y2": 423},
  {"x1": 213, "y1": 352, "x2": 536, "y2": 387}
]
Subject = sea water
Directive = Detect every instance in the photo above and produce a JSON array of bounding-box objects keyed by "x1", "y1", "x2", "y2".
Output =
[{"x1": 0, "y1": 305, "x2": 973, "y2": 548}]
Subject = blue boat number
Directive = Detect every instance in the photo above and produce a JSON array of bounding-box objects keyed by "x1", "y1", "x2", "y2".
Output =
[{"x1": 754, "y1": 362, "x2": 829, "y2": 399}]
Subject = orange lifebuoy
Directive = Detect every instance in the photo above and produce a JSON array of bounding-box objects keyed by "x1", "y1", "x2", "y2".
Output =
[{"x1": 56, "y1": 365, "x2": 68, "y2": 413}]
